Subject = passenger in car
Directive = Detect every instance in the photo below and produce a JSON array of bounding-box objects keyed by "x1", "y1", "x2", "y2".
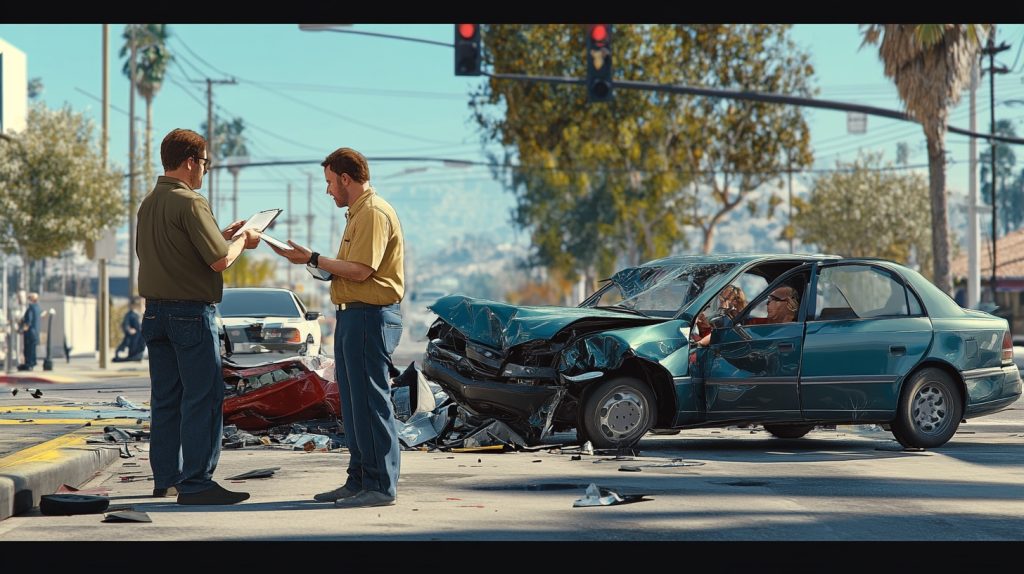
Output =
[{"x1": 696, "y1": 285, "x2": 747, "y2": 346}]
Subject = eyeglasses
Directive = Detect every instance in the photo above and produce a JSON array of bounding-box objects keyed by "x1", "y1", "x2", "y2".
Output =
[
  {"x1": 767, "y1": 294, "x2": 789, "y2": 303},
  {"x1": 193, "y1": 156, "x2": 211, "y2": 171}
]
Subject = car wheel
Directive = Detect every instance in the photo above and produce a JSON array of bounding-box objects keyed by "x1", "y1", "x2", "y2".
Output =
[
  {"x1": 579, "y1": 377, "x2": 656, "y2": 449},
  {"x1": 763, "y1": 424, "x2": 815, "y2": 439},
  {"x1": 891, "y1": 367, "x2": 963, "y2": 449}
]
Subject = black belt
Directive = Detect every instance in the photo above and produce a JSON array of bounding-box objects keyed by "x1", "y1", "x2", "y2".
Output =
[{"x1": 337, "y1": 302, "x2": 381, "y2": 311}]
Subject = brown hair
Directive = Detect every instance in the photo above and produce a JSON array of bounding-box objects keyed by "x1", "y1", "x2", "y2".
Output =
[
  {"x1": 321, "y1": 147, "x2": 369, "y2": 183},
  {"x1": 718, "y1": 285, "x2": 747, "y2": 318},
  {"x1": 160, "y1": 128, "x2": 206, "y2": 172}
]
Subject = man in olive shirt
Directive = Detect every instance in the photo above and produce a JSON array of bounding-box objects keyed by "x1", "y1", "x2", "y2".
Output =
[
  {"x1": 269, "y1": 147, "x2": 404, "y2": 509},
  {"x1": 137, "y1": 128, "x2": 260, "y2": 505}
]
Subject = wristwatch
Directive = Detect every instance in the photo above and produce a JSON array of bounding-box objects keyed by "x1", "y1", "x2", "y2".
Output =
[{"x1": 308, "y1": 252, "x2": 320, "y2": 268}]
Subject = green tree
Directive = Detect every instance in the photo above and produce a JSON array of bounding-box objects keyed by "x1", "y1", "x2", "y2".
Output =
[
  {"x1": 121, "y1": 24, "x2": 172, "y2": 186},
  {"x1": 223, "y1": 255, "x2": 277, "y2": 287},
  {"x1": 793, "y1": 152, "x2": 932, "y2": 276},
  {"x1": 473, "y1": 25, "x2": 814, "y2": 291},
  {"x1": 979, "y1": 119, "x2": 1019, "y2": 236},
  {"x1": 0, "y1": 104, "x2": 125, "y2": 291},
  {"x1": 861, "y1": 24, "x2": 990, "y2": 294}
]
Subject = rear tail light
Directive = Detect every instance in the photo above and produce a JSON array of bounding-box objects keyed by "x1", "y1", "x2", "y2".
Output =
[{"x1": 1002, "y1": 330, "x2": 1013, "y2": 363}]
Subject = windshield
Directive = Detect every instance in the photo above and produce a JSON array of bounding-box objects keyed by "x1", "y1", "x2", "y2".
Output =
[
  {"x1": 218, "y1": 290, "x2": 302, "y2": 318},
  {"x1": 582, "y1": 262, "x2": 737, "y2": 318}
]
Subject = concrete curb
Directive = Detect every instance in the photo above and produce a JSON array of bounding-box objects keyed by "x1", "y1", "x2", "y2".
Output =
[
  {"x1": 0, "y1": 428, "x2": 123, "y2": 521},
  {"x1": 0, "y1": 373, "x2": 75, "y2": 385}
]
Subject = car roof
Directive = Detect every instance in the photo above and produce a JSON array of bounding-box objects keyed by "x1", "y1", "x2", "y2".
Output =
[{"x1": 639, "y1": 253, "x2": 843, "y2": 268}]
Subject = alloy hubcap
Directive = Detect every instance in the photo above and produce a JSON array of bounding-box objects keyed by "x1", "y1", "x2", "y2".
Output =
[
  {"x1": 598, "y1": 389, "x2": 646, "y2": 439},
  {"x1": 911, "y1": 384, "x2": 948, "y2": 434}
]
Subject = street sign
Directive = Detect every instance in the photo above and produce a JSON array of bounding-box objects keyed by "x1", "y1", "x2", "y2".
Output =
[{"x1": 847, "y1": 112, "x2": 867, "y2": 134}]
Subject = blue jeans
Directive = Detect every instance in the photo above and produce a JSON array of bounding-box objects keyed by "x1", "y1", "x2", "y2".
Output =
[
  {"x1": 335, "y1": 303, "x2": 402, "y2": 497},
  {"x1": 141, "y1": 300, "x2": 223, "y2": 494},
  {"x1": 22, "y1": 332, "x2": 38, "y2": 367}
]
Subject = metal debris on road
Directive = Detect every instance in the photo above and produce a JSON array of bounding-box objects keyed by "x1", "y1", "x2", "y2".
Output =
[{"x1": 572, "y1": 483, "x2": 652, "y2": 507}]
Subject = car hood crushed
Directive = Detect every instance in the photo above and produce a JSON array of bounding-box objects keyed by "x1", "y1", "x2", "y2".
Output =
[{"x1": 428, "y1": 294, "x2": 662, "y2": 351}]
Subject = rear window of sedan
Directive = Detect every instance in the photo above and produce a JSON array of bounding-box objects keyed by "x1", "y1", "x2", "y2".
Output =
[{"x1": 219, "y1": 290, "x2": 301, "y2": 318}]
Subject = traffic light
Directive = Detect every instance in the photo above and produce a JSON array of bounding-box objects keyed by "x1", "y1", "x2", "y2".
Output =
[
  {"x1": 586, "y1": 24, "x2": 613, "y2": 102},
  {"x1": 454, "y1": 23, "x2": 481, "y2": 76}
]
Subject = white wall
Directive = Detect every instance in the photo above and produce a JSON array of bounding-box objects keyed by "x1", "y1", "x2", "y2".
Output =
[
  {"x1": 0, "y1": 38, "x2": 27, "y2": 136},
  {"x1": 37, "y1": 294, "x2": 97, "y2": 358}
]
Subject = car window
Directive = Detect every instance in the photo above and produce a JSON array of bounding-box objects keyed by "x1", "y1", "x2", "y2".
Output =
[
  {"x1": 814, "y1": 265, "x2": 909, "y2": 320},
  {"x1": 219, "y1": 290, "x2": 301, "y2": 318}
]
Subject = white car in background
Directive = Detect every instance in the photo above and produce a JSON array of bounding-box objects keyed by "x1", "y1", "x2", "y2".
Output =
[{"x1": 218, "y1": 288, "x2": 322, "y2": 360}]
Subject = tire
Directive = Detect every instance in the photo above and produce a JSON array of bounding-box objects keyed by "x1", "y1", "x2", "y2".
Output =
[
  {"x1": 891, "y1": 367, "x2": 963, "y2": 449},
  {"x1": 39, "y1": 494, "x2": 110, "y2": 516},
  {"x1": 578, "y1": 377, "x2": 656, "y2": 449},
  {"x1": 763, "y1": 424, "x2": 815, "y2": 439}
]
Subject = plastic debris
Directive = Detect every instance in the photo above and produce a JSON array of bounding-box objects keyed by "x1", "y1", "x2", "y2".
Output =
[
  {"x1": 581, "y1": 441, "x2": 594, "y2": 455},
  {"x1": 103, "y1": 510, "x2": 152, "y2": 523},
  {"x1": 572, "y1": 483, "x2": 652, "y2": 507},
  {"x1": 115, "y1": 395, "x2": 145, "y2": 410},
  {"x1": 11, "y1": 387, "x2": 43, "y2": 399},
  {"x1": 226, "y1": 467, "x2": 281, "y2": 480}
]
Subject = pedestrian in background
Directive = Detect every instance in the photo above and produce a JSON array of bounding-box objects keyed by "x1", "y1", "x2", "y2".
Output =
[
  {"x1": 17, "y1": 292, "x2": 40, "y2": 371},
  {"x1": 113, "y1": 297, "x2": 145, "y2": 362},
  {"x1": 137, "y1": 128, "x2": 260, "y2": 505},
  {"x1": 268, "y1": 147, "x2": 405, "y2": 509}
]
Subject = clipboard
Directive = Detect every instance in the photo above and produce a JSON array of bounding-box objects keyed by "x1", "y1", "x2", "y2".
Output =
[
  {"x1": 232, "y1": 208, "x2": 283, "y2": 239},
  {"x1": 260, "y1": 233, "x2": 292, "y2": 250}
]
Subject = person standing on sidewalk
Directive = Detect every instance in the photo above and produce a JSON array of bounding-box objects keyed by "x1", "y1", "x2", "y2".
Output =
[
  {"x1": 136, "y1": 128, "x2": 260, "y2": 505},
  {"x1": 16, "y1": 292, "x2": 40, "y2": 371},
  {"x1": 113, "y1": 297, "x2": 145, "y2": 362},
  {"x1": 268, "y1": 147, "x2": 405, "y2": 509}
]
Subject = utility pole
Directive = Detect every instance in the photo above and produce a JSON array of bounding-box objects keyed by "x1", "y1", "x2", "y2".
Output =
[
  {"x1": 287, "y1": 183, "x2": 293, "y2": 288},
  {"x1": 307, "y1": 173, "x2": 314, "y2": 249},
  {"x1": 197, "y1": 77, "x2": 236, "y2": 214},
  {"x1": 786, "y1": 151, "x2": 794, "y2": 254},
  {"x1": 128, "y1": 37, "x2": 138, "y2": 297},
  {"x1": 99, "y1": 24, "x2": 110, "y2": 369},
  {"x1": 981, "y1": 36, "x2": 1010, "y2": 304},
  {"x1": 967, "y1": 57, "x2": 980, "y2": 310}
]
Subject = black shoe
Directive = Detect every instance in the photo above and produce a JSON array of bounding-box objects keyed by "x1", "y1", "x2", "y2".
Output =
[
  {"x1": 333, "y1": 490, "x2": 395, "y2": 508},
  {"x1": 16, "y1": 364, "x2": 28, "y2": 371},
  {"x1": 313, "y1": 485, "x2": 359, "y2": 503},
  {"x1": 152, "y1": 486, "x2": 178, "y2": 497},
  {"x1": 176, "y1": 483, "x2": 249, "y2": 505}
]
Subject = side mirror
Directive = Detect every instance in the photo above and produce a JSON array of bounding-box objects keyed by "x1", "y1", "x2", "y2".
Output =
[
  {"x1": 708, "y1": 314, "x2": 733, "y2": 330},
  {"x1": 305, "y1": 311, "x2": 321, "y2": 321}
]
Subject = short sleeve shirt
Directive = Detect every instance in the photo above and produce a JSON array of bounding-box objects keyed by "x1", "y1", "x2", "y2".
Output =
[
  {"x1": 136, "y1": 176, "x2": 229, "y2": 302},
  {"x1": 330, "y1": 188, "x2": 405, "y2": 306}
]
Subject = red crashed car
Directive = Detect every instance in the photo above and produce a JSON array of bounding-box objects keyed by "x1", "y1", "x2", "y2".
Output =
[{"x1": 222, "y1": 355, "x2": 339, "y2": 431}]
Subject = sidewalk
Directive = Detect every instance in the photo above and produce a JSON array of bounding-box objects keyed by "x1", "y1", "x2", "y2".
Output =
[{"x1": 0, "y1": 353, "x2": 150, "y2": 385}]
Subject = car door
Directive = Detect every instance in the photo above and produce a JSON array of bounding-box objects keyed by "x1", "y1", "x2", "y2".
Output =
[
  {"x1": 799, "y1": 262, "x2": 932, "y2": 421},
  {"x1": 704, "y1": 266, "x2": 812, "y2": 422}
]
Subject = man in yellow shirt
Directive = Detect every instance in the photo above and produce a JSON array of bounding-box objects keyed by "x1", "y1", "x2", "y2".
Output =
[{"x1": 269, "y1": 147, "x2": 404, "y2": 509}]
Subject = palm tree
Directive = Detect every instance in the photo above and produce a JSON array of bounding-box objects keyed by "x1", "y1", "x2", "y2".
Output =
[
  {"x1": 120, "y1": 24, "x2": 172, "y2": 185},
  {"x1": 201, "y1": 116, "x2": 248, "y2": 220},
  {"x1": 861, "y1": 24, "x2": 990, "y2": 294}
]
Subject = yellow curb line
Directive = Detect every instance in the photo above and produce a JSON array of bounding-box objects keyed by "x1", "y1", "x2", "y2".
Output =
[
  {"x1": 0, "y1": 430, "x2": 89, "y2": 469},
  {"x1": 0, "y1": 419, "x2": 149, "y2": 426}
]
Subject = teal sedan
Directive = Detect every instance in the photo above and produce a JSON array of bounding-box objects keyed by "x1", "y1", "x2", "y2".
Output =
[{"x1": 422, "y1": 254, "x2": 1021, "y2": 450}]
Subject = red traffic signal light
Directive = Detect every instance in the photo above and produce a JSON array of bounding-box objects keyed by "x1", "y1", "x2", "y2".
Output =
[
  {"x1": 455, "y1": 23, "x2": 481, "y2": 76},
  {"x1": 586, "y1": 24, "x2": 613, "y2": 102},
  {"x1": 458, "y1": 23, "x2": 477, "y2": 40}
]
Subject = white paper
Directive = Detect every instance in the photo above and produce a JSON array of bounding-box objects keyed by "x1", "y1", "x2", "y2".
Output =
[{"x1": 232, "y1": 209, "x2": 282, "y2": 239}]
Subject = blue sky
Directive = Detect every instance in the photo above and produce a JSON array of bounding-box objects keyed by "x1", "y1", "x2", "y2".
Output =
[{"x1": 2, "y1": 23, "x2": 1023, "y2": 261}]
